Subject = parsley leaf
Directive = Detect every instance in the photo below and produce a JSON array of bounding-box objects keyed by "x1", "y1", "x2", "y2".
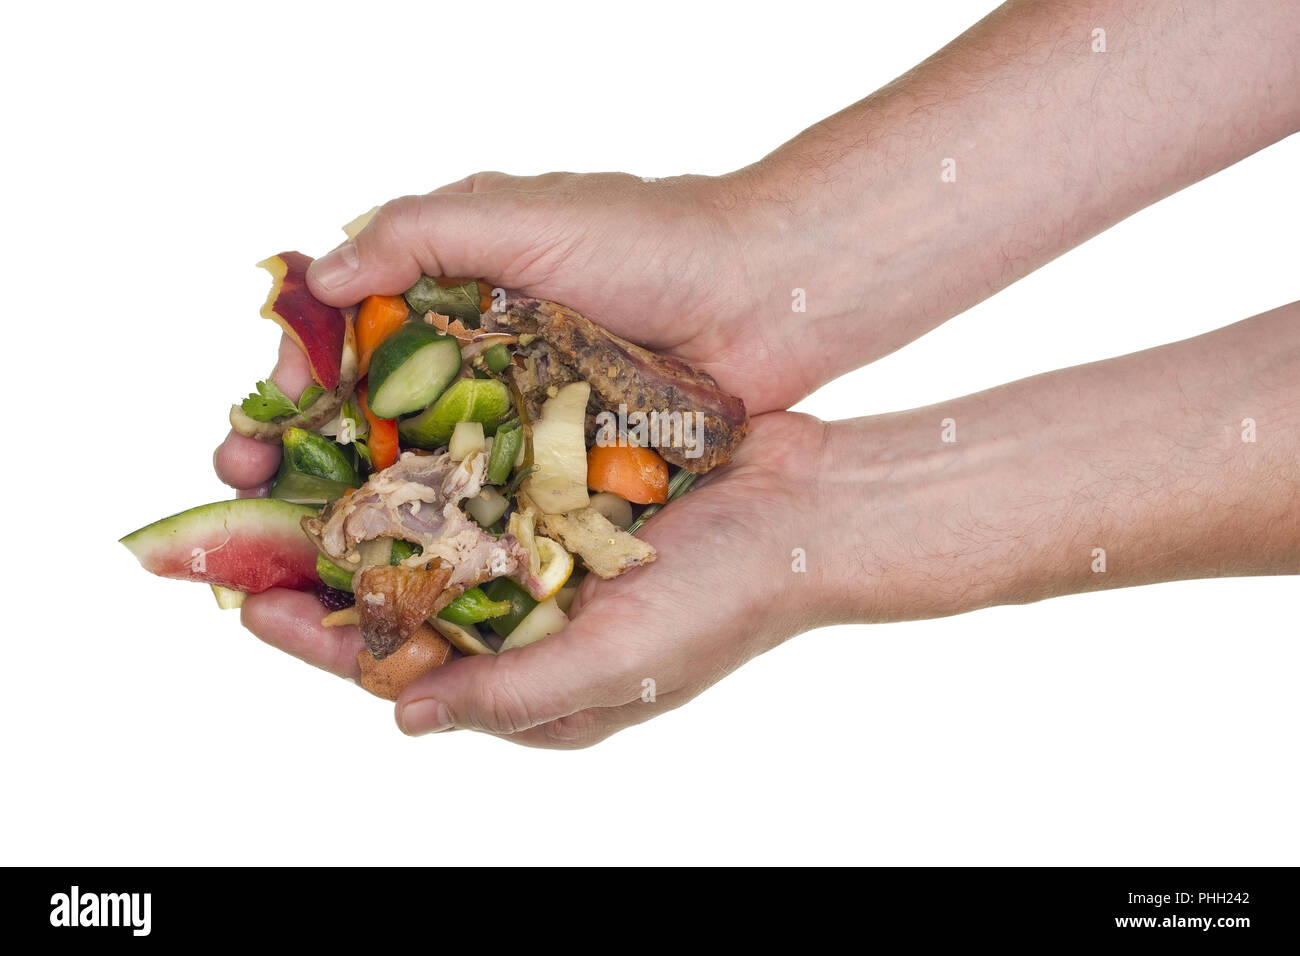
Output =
[
  {"x1": 239, "y1": 381, "x2": 329, "y2": 423},
  {"x1": 297, "y1": 385, "x2": 326, "y2": 412},
  {"x1": 240, "y1": 380, "x2": 299, "y2": 422}
]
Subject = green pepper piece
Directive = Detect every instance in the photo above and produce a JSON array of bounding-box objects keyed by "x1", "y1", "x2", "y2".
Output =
[
  {"x1": 316, "y1": 554, "x2": 356, "y2": 592},
  {"x1": 480, "y1": 577, "x2": 538, "y2": 637},
  {"x1": 438, "y1": 587, "x2": 514, "y2": 626},
  {"x1": 390, "y1": 540, "x2": 423, "y2": 565},
  {"x1": 486, "y1": 421, "x2": 523, "y2": 485}
]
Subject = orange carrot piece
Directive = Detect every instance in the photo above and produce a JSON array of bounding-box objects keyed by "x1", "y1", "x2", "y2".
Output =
[
  {"x1": 357, "y1": 381, "x2": 400, "y2": 472},
  {"x1": 356, "y1": 294, "x2": 410, "y2": 377},
  {"x1": 586, "y1": 444, "x2": 669, "y2": 505}
]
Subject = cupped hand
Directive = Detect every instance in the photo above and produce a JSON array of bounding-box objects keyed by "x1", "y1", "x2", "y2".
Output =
[
  {"x1": 215, "y1": 171, "x2": 810, "y2": 493},
  {"x1": 307, "y1": 172, "x2": 810, "y2": 414},
  {"x1": 238, "y1": 411, "x2": 830, "y2": 748}
]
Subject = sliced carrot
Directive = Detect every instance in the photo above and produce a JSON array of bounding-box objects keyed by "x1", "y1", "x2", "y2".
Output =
[
  {"x1": 586, "y1": 444, "x2": 669, "y2": 505},
  {"x1": 357, "y1": 380, "x2": 400, "y2": 472},
  {"x1": 478, "y1": 279, "x2": 495, "y2": 313},
  {"x1": 356, "y1": 294, "x2": 410, "y2": 377}
]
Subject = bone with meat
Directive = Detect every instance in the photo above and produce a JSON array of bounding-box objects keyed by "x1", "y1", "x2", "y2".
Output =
[{"x1": 303, "y1": 449, "x2": 529, "y2": 658}]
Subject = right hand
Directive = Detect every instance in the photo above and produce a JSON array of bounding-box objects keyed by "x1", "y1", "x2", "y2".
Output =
[{"x1": 304, "y1": 171, "x2": 814, "y2": 415}]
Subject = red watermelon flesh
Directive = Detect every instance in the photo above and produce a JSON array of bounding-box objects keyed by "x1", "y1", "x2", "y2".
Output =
[{"x1": 121, "y1": 498, "x2": 321, "y2": 593}]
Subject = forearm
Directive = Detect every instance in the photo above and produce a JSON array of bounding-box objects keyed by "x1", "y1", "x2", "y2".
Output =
[
  {"x1": 808, "y1": 301, "x2": 1300, "y2": 623},
  {"x1": 729, "y1": 0, "x2": 1300, "y2": 395}
]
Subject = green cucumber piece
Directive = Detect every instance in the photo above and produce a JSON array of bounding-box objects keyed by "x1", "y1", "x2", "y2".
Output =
[
  {"x1": 281, "y1": 427, "x2": 361, "y2": 484},
  {"x1": 480, "y1": 577, "x2": 538, "y2": 637},
  {"x1": 316, "y1": 554, "x2": 356, "y2": 592},
  {"x1": 483, "y1": 344, "x2": 511, "y2": 373},
  {"x1": 486, "y1": 422, "x2": 522, "y2": 485},
  {"x1": 398, "y1": 378, "x2": 511, "y2": 449},
  {"x1": 271, "y1": 427, "x2": 362, "y2": 504},
  {"x1": 367, "y1": 323, "x2": 463, "y2": 419},
  {"x1": 437, "y1": 587, "x2": 514, "y2": 626},
  {"x1": 269, "y1": 469, "x2": 357, "y2": 505}
]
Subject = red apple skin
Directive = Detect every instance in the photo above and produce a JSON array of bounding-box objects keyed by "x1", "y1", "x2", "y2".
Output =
[{"x1": 258, "y1": 252, "x2": 346, "y2": 390}]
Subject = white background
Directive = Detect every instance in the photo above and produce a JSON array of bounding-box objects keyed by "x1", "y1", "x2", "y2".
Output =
[{"x1": 2, "y1": 0, "x2": 1295, "y2": 865}]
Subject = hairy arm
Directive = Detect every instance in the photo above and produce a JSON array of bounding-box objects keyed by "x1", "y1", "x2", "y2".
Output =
[
  {"x1": 809, "y1": 300, "x2": 1300, "y2": 625},
  {"x1": 728, "y1": 0, "x2": 1300, "y2": 398}
]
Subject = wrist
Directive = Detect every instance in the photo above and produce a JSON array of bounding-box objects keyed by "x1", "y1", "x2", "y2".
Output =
[
  {"x1": 804, "y1": 412, "x2": 1035, "y2": 625},
  {"x1": 803, "y1": 305, "x2": 1300, "y2": 625}
]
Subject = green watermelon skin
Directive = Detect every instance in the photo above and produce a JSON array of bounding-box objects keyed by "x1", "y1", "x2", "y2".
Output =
[{"x1": 121, "y1": 499, "x2": 321, "y2": 593}]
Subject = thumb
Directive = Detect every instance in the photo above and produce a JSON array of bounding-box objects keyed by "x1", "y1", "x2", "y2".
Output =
[
  {"x1": 306, "y1": 191, "x2": 537, "y2": 306},
  {"x1": 394, "y1": 602, "x2": 650, "y2": 736}
]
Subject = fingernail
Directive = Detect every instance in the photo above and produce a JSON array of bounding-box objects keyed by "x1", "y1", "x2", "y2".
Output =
[
  {"x1": 400, "y1": 698, "x2": 453, "y2": 735},
  {"x1": 311, "y1": 241, "x2": 359, "y2": 290}
]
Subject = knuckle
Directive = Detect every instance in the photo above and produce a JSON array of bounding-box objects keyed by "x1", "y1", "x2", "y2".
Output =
[
  {"x1": 536, "y1": 712, "x2": 606, "y2": 750},
  {"x1": 367, "y1": 196, "x2": 421, "y2": 245},
  {"x1": 466, "y1": 170, "x2": 507, "y2": 193},
  {"x1": 470, "y1": 665, "x2": 538, "y2": 735}
]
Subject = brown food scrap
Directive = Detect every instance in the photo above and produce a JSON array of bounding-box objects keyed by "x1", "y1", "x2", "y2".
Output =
[
  {"x1": 356, "y1": 561, "x2": 456, "y2": 659},
  {"x1": 488, "y1": 298, "x2": 748, "y2": 472}
]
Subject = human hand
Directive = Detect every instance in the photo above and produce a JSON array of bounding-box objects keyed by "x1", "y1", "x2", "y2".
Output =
[
  {"x1": 228, "y1": 295, "x2": 1300, "y2": 747},
  {"x1": 305, "y1": 172, "x2": 818, "y2": 414},
  {"x1": 213, "y1": 169, "x2": 823, "y2": 491},
  {"x1": 239, "y1": 410, "x2": 833, "y2": 748}
]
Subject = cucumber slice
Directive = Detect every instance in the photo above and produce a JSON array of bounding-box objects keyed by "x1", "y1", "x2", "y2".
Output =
[
  {"x1": 398, "y1": 378, "x2": 511, "y2": 449},
  {"x1": 367, "y1": 323, "x2": 462, "y2": 419}
]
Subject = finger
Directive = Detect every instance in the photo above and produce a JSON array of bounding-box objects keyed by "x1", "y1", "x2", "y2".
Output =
[
  {"x1": 305, "y1": 189, "x2": 548, "y2": 306},
  {"x1": 241, "y1": 589, "x2": 364, "y2": 681},
  {"x1": 502, "y1": 689, "x2": 688, "y2": 750},
  {"x1": 430, "y1": 170, "x2": 513, "y2": 194},
  {"x1": 213, "y1": 334, "x2": 315, "y2": 489},
  {"x1": 394, "y1": 602, "x2": 649, "y2": 736},
  {"x1": 432, "y1": 171, "x2": 574, "y2": 195}
]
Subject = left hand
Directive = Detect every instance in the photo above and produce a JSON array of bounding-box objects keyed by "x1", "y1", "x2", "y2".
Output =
[{"x1": 240, "y1": 411, "x2": 830, "y2": 748}]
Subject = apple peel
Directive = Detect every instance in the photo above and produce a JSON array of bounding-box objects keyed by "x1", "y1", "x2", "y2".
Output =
[
  {"x1": 258, "y1": 251, "x2": 346, "y2": 389},
  {"x1": 229, "y1": 252, "x2": 360, "y2": 443}
]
